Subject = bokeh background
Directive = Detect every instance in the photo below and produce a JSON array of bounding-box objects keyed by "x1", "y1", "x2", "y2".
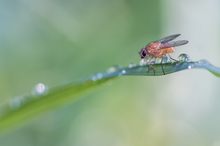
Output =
[{"x1": 0, "y1": 0, "x2": 220, "y2": 146}]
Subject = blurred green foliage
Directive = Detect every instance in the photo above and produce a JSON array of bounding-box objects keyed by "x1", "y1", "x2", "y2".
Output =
[
  {"x1": 0, "y1": 0, "x2": 171, "y2": 146},
  {"x1": 0, "y1": 0, "x2": 161, "y2": 96}
]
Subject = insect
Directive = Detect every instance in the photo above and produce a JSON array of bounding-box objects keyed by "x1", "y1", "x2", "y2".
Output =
[{"x1": 139, "y1": 34, "x2": 189, "y2": 74}]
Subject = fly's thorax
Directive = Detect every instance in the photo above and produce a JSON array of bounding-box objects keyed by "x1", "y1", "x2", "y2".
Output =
[
  {"x1": 147, "y1": 42, "x2": 161, "y2": 50},
  {"x1": 146, "y1": 47, "x2": 161, "y2": 57}
]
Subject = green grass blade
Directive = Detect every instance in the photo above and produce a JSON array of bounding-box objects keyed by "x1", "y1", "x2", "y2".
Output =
[
  {"x1": 0, "y1": 59, "x2": 219, "y2": 133},
  {"x1": 0, "y1": 78, "x2": 112, "y2": 133}
]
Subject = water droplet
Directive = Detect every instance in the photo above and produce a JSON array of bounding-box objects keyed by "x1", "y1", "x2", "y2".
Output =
[
  {"x1": 33, "y1": 83, "x2": 48, "y2": 95},
  {"x1": 91, "y1": 73, "x2": 103, "y2": 81},
  {"x1": 178, "y1": 53, "x2": 190, "y2": 62},
  {"x1": 121, "y1": 70, "x2": 126, "y2": 75},
  {"x1": 96, "y1": 73, "x2": 103, "y2": 79}
]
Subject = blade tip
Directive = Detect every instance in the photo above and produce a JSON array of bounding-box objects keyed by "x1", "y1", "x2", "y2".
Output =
[{"x1": 174, "y1": 34, "x2": 181, "y2": 37}]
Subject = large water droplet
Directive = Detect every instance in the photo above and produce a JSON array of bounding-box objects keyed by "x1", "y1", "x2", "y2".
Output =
[
  {"x1": 178, "y1": 53, "x2": 190, "y2": 62},
  {"x1": 33, "y1": 83, "x2": 48, "y2": 95}
]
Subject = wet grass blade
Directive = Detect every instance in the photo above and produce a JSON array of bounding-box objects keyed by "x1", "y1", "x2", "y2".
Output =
[
  {"x1": 0, "y1": 59, "x2": 219, "y2": 133},
  {"x1": 122, "y1": 60, "x2": 220, "y2": 77}
]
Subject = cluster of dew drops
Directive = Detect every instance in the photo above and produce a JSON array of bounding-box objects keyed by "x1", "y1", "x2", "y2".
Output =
[{"x1": 91, "y1": 66, "x2": 127, "y2": 81}]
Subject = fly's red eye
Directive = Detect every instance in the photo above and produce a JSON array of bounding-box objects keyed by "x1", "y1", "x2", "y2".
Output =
[
  {"x1": 139, "y1": 49, "x2": 147, "y2": 58},
  {"x1": 142, "y1": 50, "x2": 146, "y2": 56}
]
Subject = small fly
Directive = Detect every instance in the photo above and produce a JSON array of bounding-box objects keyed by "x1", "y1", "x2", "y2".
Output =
[{"x1": 139, "y1": 34, "x2": 189, "y2": 74}]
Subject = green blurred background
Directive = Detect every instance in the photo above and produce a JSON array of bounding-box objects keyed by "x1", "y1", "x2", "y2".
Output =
[{"x1": 0, "y1": 0, "x2": 220, "y2": 146}]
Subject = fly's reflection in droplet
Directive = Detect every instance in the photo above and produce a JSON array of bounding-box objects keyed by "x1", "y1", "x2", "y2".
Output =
[{"x1": 178, "y1": 53, "x2": 190, "y2": 62}]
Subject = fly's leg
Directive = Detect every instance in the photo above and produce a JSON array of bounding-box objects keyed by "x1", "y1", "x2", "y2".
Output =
[
  {"x1": 160, "y1": 57, "x2": 165, "y2": 75},
  {"x1": 145, "y1": 56, "x2": 154, "y2": 64},
  {"x1": 146, "y1": 56, "x2": 156, "y2": 75},
  {"x1": 147, "y1": 64, "x2": 156, "y2": 75},
  {"x1": 168, "y1": 54, "x2": 178, "y2": 62}
]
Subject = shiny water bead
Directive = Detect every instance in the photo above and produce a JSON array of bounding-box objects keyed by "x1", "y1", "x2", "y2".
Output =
[
  {"x1": 33, "y1": 83, "x2": 48, "y2": 95},
  {"x1": 178, "y1": 53, "x2": 190, "y2": 62}
]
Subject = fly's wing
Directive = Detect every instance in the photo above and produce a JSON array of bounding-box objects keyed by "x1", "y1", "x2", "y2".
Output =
[
  {"x1": 158, "y1": 34, "x2": 181, "y2": 44},
  {"x1": 159, "y1": 40, "x2": 189, "y2": 49}
]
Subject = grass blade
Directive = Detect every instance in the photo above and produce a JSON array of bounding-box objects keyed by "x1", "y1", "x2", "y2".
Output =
[{"x1": 0, "y1": 59, "x2": 219, "y2": 133}]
